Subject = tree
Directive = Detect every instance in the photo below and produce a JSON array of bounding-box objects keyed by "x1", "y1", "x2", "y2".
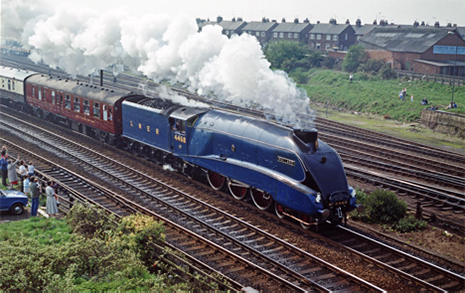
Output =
[
  {"x1": 342, "y1": 45, "x2": 368, "y2": 72},
  {"x1": 264, "y1": 40, "x2": 310, "y2": 70}
]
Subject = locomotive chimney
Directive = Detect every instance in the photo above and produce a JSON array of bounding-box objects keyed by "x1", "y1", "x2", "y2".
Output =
[
  {"x1": 293, "y1": 128, "x2": 318, "y2": 144},
  {"x1": 100, "y1": 69, "x2": 104, "y2": 87}
]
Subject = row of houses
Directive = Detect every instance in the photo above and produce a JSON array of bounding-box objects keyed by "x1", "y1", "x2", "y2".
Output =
[{"x1": 198, "y1": 18, "x2": 465, "y2": 77}]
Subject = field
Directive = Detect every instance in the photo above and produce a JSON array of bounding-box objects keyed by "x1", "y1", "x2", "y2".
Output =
[{"x1": 299, "y1": 69, "x2": 464, "y2": 122}]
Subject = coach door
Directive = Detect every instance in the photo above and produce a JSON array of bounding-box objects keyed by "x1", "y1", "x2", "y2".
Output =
[{"x1": 170, "y1": 118, "x2": 187, "y2": 156}]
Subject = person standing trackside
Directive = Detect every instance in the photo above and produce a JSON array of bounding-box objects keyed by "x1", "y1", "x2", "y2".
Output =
[
  {"x1": 28, "y1": 161, "x2": 35, "y2": 177},
  {"x1": 7, "y1": 155, "x2": 20, "y2": 190},
  {"x1": 45, "y1": 181, "x2": 59, "y2": 217},
  {"x1": 19, "y1": 160, "x2": 27, "y2": 192},
  {"x1": 30, "y1": 177, "x2": 41, "y2": 217},
  {"x1": 0, "y1": 153, "x2": 7, "y2": 186}
]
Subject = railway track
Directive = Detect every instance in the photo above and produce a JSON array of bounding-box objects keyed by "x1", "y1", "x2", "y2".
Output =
[
  {"x1": 1, "y1": 54, "x2": 461, "y2": 290},
  {"x1": 0, "y1": 143, "x2": 241, "y2": 291},
  {"x1": 0, "y1": 112, "x2": 383, "y2": 291}
]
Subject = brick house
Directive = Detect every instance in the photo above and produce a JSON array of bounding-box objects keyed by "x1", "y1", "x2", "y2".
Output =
[
  {"x1": 360, "y1": 27, "x2": 465, "y2": 76},
  {"x1": 242, "y1": 20, "x2": 278, "y2": 46},
  {"x1": 217, "y1": 19, "x2": 248, "y2": 37},
  {"x1": 270, "y1": 19, "x2": 313, "y2": 44},
  {"x1": 308, "y1": 19, "x2": 356, "y2": 52}
]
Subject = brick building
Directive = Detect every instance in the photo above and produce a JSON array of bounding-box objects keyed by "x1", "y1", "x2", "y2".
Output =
[
  {"x1": 360, "y1": 27, "x2": 465, "y2": 76},
  {"x1": 216, "y1": 19, "x2": 247, "y2": 37},
  {"x1": 242, "y1": 20, "x2": 278, "y2": 46},
  {"x1": 308, "y1": 19, "x2": 356, "y2": 52},
  {"x1": 270, "y1": 19, "x2": 313, "y2": 44}
]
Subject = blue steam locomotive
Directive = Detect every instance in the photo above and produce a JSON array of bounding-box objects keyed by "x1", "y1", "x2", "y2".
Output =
[{"x1": 122, "y1": 96, "x2": 360, "y2": 227}]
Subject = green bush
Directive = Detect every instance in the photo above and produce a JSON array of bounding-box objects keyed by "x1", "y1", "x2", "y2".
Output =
[
  {"x1": 391, "y1": 214, "x2": 428, "y2": 233},
  {"x1": 66, "y1": 203, "x2": 117, "y2": 239},
  {"x1": 365, "y1": 189, "x2": 407, "y2": 224}
]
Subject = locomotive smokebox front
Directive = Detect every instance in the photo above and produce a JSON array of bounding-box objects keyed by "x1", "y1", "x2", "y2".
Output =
[{"x1": 293, "y1": 128, "x2": 318, "y2": 144}]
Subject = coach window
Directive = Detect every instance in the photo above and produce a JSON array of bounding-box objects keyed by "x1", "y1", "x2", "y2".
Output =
[
  {"x1": 65, "y1": 95, "x2": 71, "y2": 109},
  {"x1": 93, "y1": 102, "x2": 100, "y2": 118},
  {"x1": 32, "y1": 87, "x2": 35, "y2": 98},
  {"x1": 74, "y1": 97, "x2": 80, "y2": 112},
  {"x1": 83, "y1": 100, "x2": 90, "y2": 115},
  {"x1": 38, "y1": 87, "x2": 42, "y2": 100},
  {"x1": 12, "y1": 81, "x2": 15, "y2": 90},
  {"x1": 8, "y1": 80, "x2": 11, "y2": 90},
  {"x1": 52, "y1": 90, "x2": 55, "y2": 104}
]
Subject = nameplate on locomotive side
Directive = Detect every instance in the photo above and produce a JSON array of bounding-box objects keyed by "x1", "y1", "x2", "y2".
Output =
[{"x1": 277, "y1": 156, "x2": 295, "y2": 166}]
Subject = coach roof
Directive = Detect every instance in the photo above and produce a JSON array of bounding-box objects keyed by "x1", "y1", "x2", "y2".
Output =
[
  {"x1": 0, "y1": 66, "x2": 37, "y2": 81},
  {"x1": 26, "y1": 74, "x2": 134, "y2": 105}
]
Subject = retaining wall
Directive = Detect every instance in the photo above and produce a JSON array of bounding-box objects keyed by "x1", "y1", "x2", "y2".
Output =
[{"x1": 420, "y1": 109, "x2": 465, "y2": 138}]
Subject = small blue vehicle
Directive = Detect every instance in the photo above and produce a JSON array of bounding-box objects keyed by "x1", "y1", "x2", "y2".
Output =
[{"x1": 0, "y1": 189, "x2": 29, "y2": 215}]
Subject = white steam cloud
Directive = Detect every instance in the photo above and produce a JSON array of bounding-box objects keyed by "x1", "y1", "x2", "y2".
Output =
[{"x1": 3, "y1": 0, "x2": 314, "y2": 128}]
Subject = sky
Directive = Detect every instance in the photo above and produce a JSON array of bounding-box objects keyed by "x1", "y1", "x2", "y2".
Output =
[{"x1": 48, "y1": 0, "x2": 465, "y2": 27}]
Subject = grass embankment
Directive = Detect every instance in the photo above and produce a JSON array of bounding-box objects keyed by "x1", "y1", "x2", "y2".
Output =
[
  {"x1": 299, "y1": 70, "x2": 465, "y2": 122},
  {"x1": 0, "y1": 205, "x2": 193, "y2": 291}
]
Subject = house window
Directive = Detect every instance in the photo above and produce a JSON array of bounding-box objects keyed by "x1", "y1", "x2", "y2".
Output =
[
  {"x1": 248, "y1": 31, "x2": 252, "y2": 34},
  {"x1": 326, "y1": 35, "x2": 331, "y2": 40},
  {"x1": 288, "y1": 33, "x2": 292, "y2": 38},
  {"x1": 340, "y1": 44, "x2": 343, "y2": 50},
  {"x1": 74, "y1": 97, "x2": 80, "y2": 112},
  {"x1": 333, "y1": 35, "x2": 338, "y2": 41},
  {"x1": 310, "y1": 34, "x2": 315, "y2": 39},
  {"x1": 83, "y1": 100, "x2": 90, "y2": 115},
  {"x1": 279, "y1": 32, "x2": 284, "y2": 38},
  {"x1": 316, "y1": 43, "x2": 321, "y2": 49},
  {"x1": 255, "y1": 31, "x2": 260, "y2": 36},
  {"x1": 310, "y1": 43, "x2": 315, "y2": 48},
  {"x1": 294, "y1": 33, "x2": 299, "y2": 38},
  {"x1": 345, "y1": 33, "x2": 348, "y2": 40},
  {"x1": 261, "y1": 32, "x2": 265, "y2": 37},
  {"x1": 93, "y1": 102, "x2": 100, "y2": 118},
  {"x1": 317, "y1": 34, "x2": 321, "y2": 40},
  {"x1": 273, "y1": 32, "x2": 278, "y2": 38},
  {"x1": 65, "y1": 95, "x2": 71, "y2": 109},
  {"x1": 326, "y1": 44, "x2": 330, "y2": 50}
]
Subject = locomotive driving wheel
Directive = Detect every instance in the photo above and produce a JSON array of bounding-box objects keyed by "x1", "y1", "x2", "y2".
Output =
[
  {"x1": 227, "y1": 179, "x2": 248, "y2": 200},
  {"x1": 250, "y1": 189, "x2": 273, "y2": 210},
  {"x1": 207, "y1": 171, "x2": 225, "y2": 190},
  {"x1": 274, "y1": 202, "x2": 286, "y2": 219}
]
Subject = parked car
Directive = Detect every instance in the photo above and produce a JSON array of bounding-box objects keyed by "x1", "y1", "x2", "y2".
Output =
[{"x1": 0, "y1": 189, "x2": 28, "y2": 215}]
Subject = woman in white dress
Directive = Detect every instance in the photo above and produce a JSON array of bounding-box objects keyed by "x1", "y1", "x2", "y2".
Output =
[{"x1": 45, "y1": 181, "x2": 59, "y2": 217}]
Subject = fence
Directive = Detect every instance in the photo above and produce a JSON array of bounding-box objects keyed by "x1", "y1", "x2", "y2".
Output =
[{"x1": 395, "y1": 70, "x2": 465, "y2": 86}]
